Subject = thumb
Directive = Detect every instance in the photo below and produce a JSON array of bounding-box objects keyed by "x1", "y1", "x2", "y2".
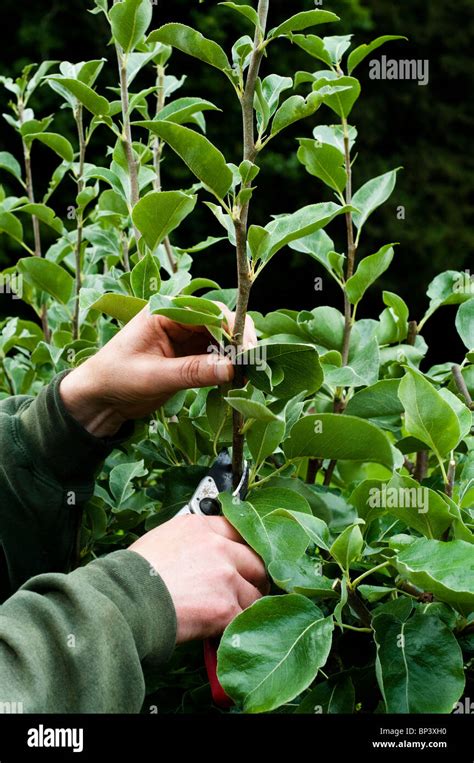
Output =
[{"x1": 159, "y1": 353, "x2": 234, "y2": 393}]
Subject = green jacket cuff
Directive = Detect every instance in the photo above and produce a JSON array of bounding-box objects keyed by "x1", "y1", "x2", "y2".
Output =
[
  {"x1": 17, "y1": 370, "x2": 134, "y2": 484},
  {"x1": 68, "y1": 549, "x2": 177, "y2": 668}
]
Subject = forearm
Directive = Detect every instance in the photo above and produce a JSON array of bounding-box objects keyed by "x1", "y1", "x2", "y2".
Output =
[
  {"x1": 0, "y1": 372, "x2": 133, "y2": 594},
  {"x1": 0, "y1": 550, "x2": 176, "y2": 713}
]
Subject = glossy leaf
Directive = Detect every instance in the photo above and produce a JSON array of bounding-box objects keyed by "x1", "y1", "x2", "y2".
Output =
[
  {"x1": 398, "y1": 368, "x2": 461, "y2": 458},
  {"x1": 109, "y1": 0, "x2": 152, "y2": 53},
  {"x1": 271, "y1": 93, "x2": 321, "y2": 136},
  {"x1": 269, "y1": 556, "x2": 339, "y2": 599},
  {"x1": 91, "y1": 293, "x2": 147, "y2": 323},
  {"x1": 130, "y1": 253, "x2": 161, "y2": 300},
  {"x1": 149, "y1": 294, "x2": 223, "y2": 327},
  {"x1": 219, "y1": 2, "x2": 259, "y2": 28},
  {"x1": 373, "y1": 607, "x2": 465, "y2": 712},
  {"x1": 396, "y1": 538, "x2": 474, "y2": 612},
  {"x1": 352, "y1": 169, "x2": 400, "y2": 231},
  {"x1": 17, "y1": 257, "x2": 73, "y2": 304},
  {"x1": 456, "y1": 298, "x2": 474, "y2": 349},
  {"x1": 147, "y1": 24, "x2": 232, "y2": 77},
  {"x1": 47, "y1": 76, "x2": 110, "y2": 115},
  {"x1": 218, "y1": 595, "x2": 334, "y2": 712},
  {"x1": 330, "y1": 523, "x2": 364, "y2": 570},
  {"x1": 249, "y1": 202, "x2": 349, "y2": 265},
  {"x1": 134, "y1": 120, "x2": 232, "y2": 199},
  {"x1": 283, "y1": 414, "x2": 394, "y2": 469},
  {"x1": 0, "y1": 151, "x2": 22, "y2": 182},
  {"x1": 132, "y1": 191, "x2": 197, "y2": 251},
  {"x1": 348, "y1": 35, "x2": 407, "y2": 75},
  {"x1": 268, "y1": 10, "x2": 339, "y2": 39},
  {"x1": 346, "y1": 244, "x2": 396, "y2": 305},
  {"x1": 220, "y1": 493, "x2": 309, "y2": 566},
  {"x1": 297, "y1": 139, "x2": 346, "y2": 194}
]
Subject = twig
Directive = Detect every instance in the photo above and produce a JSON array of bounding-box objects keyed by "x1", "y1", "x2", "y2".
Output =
[
  {"x1": 153, "y1": 63, "x2": 177, "y2": 273},
  {"x1": 306, "y1": 458, "x2": 322, "y2": 484},
  {"x1": 114, "y1": 0, "x2": 141, "y2": 251},
  {"x1": 407, "y1": 320, "x2": 418, "y2": 346},
  {"x1": 452, "y1": 364, "x2": 473, "y2": 409},
  {"x1": 414, "y1": 450, "x2": 428, "y2": 482},
  {"x1": 231, "y1": 0, "x2": 269, "y2": 488},
  {"x1": 445, "y1": 454, "x2": 456, "y2": 499},
  {"x1": 340, "y1": 117, "x2": 356, "y2": 367},
  {"x1": 73, "y1": 105, "x2": 85, "y2": 340},
  {"x1": 18, "y1": 99, "x2": 50, "y2": 341}
]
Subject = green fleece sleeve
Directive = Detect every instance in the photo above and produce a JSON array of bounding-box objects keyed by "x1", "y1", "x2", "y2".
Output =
[
  {"x1": 0, "y1": 549, "x2": 177, "y2": 712},
  {"x1": 0, "y1": 370, "x2": 134, "y2": 597}
]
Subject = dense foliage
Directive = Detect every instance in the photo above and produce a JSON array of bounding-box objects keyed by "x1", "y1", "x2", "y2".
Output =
[{"x1": 0, "y1": 0, "x2": 473, "y2": 715}]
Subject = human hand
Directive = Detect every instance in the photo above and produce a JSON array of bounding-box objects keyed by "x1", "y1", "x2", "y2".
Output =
[
  {"x1": 129, "y1": 514, "x2": 269, "y2": 643},
  {"x1": 60, "y1": 303, "x2": 257, "y2": 437}
]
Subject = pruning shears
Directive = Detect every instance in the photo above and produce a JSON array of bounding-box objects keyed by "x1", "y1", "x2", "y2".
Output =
[{"x1": 177, "y1": 449, "x2": 249, "y2": 708}]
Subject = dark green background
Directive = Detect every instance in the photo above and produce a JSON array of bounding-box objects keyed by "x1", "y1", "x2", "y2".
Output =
[{"x1": 0, "y1": 0, "x2": 472, "y2": 362}]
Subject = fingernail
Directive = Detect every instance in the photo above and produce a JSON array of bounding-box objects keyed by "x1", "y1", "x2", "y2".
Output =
[{"x1": 214, "y1": 358, "x2": 233, "y2": 382}]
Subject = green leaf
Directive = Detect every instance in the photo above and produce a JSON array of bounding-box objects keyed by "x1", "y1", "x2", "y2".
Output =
[
  {"x1": 352, "y1": 169, "x2": 400, "y2": 231},
  {"x1": 158, "y1": 97, "x2": 220, "y2": 125},
  {"x1": 109, "y1": 459, "x2": 147, "y2": 508},
  {"x1": 330, "y1": 523, "x2": 364, "y2": 570},
  {"x1": 132, "y1": 190, "x2": 197, "y2": 251},
  {"x1": 382, "y1": 474, "x2": 454, "y2": 540},
  {"x1": 147, "y1": 24, "x2": 232, "y2": 78},
  {"x1": 249, "y1": 202, "x2": 349, "y2": 265},
  {"x1": 219, "y1": 2, "x2": 259, "y2": 28},
  {"x1": 296, "y1": 675, "x2": 355, "y2": 713},
  {"x1": 292, "y1": 36, "x2": 333, "y2": 67},
  {"x1": 373, "y1": 608, "x2": 465, "y2": 712},
  {"x1": 396, "y1": 538, "x2": 474, "y2": 613},
  {"x1": 323, "y1": 35, "x2": 353, "y2": 64},
  {"x1": 271, "y1": 93, "x2": 321, "y2": 136},
  {"x1": 134, "y1": 121, "x2": 232, "y2": 199},
  {"x1": 130, "y1": 253, "x2": 161, "y2": 300},
  {"x1": 346, "y1": 244, "x2": 396, "y2": 305},
  {"x1": 0, "y1": 211, "x2": 23, "y2": 242},
  {"x1": 243, "y1": 342, "x2": 323, "y2": 399},
  {"x1": 90, "y1": 293, "x2": 147, "y2": 323},
  {"x1": 246, "y1": 488, "x2": 312, "y2": 517},
  {"x1": 268, "y1": 10, "x2": 339, "y2": 39},
  {"x1": 456, "y1": 298, "x2": 474, "y2": 349},
  {"x1": 346, "y1": 379, "x2": 404, "y2": 427},
  {"x1": 398, "y1": 368, "x2": 461, "y2": 459},
  {"x1": 149, "y1": 294, "x2": 223, "y2": 328},
  {"x1": 290, "y1": 232, "x2": 344, "y2": 281},
  {"x1": 217, "y1": 594, "x2": 334, "y2": 713},
  {"x1": 297, "y1": 139, "x2": 347, "y2": 194},
  {"x1": 283, "y1": 414, "x2": 394, "y2": 469},
  {"x1": 47, "y1": 76, "x2": 110, "y2": 115},
  {"x1": 16, "y1": 204, "x2": 64, "y2": 235},
  {"x1": 17, "y1": 257, "x2": 73, "y2": 304},
  {"x1": 225, "y1": 389, "x2": 279, "y2": 422},
  {"x1": 269, "y1": 557, "x2": 338, "y2": 599},
  {"x1": 109, "y1": 0, "x2": 152, "y2": 53},
  {"x1": 313, "y1": 76, "x2": 360, "y2": 119},
  {"x1": 220, "y1": 493, "x2": 309, "y2": 566},
  {"x1": 269, "y1": 509, "x2": 331, "y2": 551},
  {"x1": 33, "y1": 132, "x2": 74, "y2": 162},
  {"x1": 348, "y1": 35, "x2": 407, "y2": 75},
  {"x1": 247, "y1": 418, "x2": 286, "y2": 465},
  {"x1": 0, "y1": 151, "x2": 22, "y2": 182},
  {"x1": 380, "y1": 290, "x2": 409, "y2": 343}
]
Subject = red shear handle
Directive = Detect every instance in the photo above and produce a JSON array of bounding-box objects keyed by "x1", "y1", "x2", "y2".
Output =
[{"x1": 203, "y1": 637, "x2": 234, "y2": 708}]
